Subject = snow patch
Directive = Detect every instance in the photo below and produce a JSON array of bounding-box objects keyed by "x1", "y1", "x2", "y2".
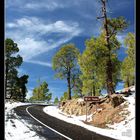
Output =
[
  {"x1": 5, "y1": 101, "x2": 45, "y2": 140},
  {"x1": 77, "y1": 98, "x2": 84, "y2": 103}
]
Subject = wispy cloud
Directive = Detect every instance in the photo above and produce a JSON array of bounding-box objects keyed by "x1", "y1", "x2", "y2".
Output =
[
  {"x1": 7, "y1": 18, "x2": 80, "y2": 35},
  {"x1": 6, "y1": 0, "x2": 102, "y2": 37},
  {"x1": 16, "y1": 38, "x2": 47, "y2": 61},
  {"x1": 26, "y1": 60, "x2": 52, "y2": 67},
  {"x1": 6, "y1": 0, "x2": 98, "y2": 12},
  {"x1": 25, "y1": 1, "x2": 65, "y2": 11},
  {"x1": 6, "y1": 17, "x2": 82, "y2": 66},
  {"x1": 6, "y1": 0, "x2": 67, "y2": 11}
]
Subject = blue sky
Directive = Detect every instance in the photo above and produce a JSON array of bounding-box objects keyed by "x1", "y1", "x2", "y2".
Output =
[{"x1": 5, "y1": 0, "x2": 135, "y2": 100}]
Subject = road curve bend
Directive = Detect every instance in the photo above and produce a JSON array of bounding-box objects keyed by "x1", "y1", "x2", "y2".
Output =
[{"x1": 14, "y1": 105, "x2": 116, "y2": 140}]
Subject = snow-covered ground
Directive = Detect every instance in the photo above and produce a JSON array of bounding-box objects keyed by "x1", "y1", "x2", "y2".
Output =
[
  {"x1": 5, "y1": 101, "x2": 46, "y2": 140},
  {"x1": 5, "y1": 87, "x2": 135, "y2": 140},
  {"x1": 43, "y1": 91, "x2": 135, "y2": 140}
]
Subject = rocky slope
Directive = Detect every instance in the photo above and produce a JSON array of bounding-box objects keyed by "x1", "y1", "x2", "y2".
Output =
[{"x1": 59, "y1": 86, "x2": 135, "y2": 128}]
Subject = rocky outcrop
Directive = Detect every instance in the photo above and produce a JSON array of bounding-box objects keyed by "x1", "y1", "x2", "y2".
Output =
[
  {"x1": 59, "y1": 94, "x2": 128, "y2": 128},
  {"x1": 91, "y1": 102, "x2": 128, "y2": 128}
]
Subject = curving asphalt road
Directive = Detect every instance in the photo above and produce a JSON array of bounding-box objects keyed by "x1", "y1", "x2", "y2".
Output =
[{"x1": 14, "y1": 105, "x2": 116, "y2": 140}]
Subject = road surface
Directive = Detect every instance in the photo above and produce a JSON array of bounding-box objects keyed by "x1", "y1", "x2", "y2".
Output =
[{"x1": 14, "y1": 105, "x2": 116, "y2": 140}]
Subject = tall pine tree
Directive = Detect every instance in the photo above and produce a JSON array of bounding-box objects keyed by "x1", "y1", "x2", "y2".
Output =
[
  {"x1": 121, "y1": 33, "x2": 135, "y2": 87},
  {"x1": 52, "y1": 44, "x2": 80, "y2": 100},
  {"x1": 5, "y1": 38, "x2": 23, "y2": 99},
  {"x1": 79, "y1": 32, "x2": 121, "y2": 96},
  {"x1": 97, "y1": 0, "x2": 128, "y2": 95}
]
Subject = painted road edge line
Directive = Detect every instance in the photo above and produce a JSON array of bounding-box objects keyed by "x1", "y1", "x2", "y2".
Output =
[{"x1": 26, "y1": 106, "x2": 72, "y2": 140}]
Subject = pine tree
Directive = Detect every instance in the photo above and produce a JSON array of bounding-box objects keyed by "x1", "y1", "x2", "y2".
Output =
[
  {"x1": 97, "y1": 0, "x2": 128, "y2": 95},
  {"x1": 121, "y1": 33, "x2": 135, "y2": 87},
  {"x1": 79, "y1": 32, "x2": 121, "y2": 96},
  {"x1": 5, "y1": 38, "x2": 23, "y2": 99},
  {"x1": 60, "y1": 92, "x2": 68, "y2": 102},
  {"x1": 79, "y1": 36, "x2": 106, "y2": 96},
  {"x1": 52, "y1": 44, "x2": 80, "y2": 100},
  {"x1": 54, "y1": 97, "x2": 59, "y2": 104},
  {"x1": 30, "y1": 81, "x2": 52, "y2": 102}
]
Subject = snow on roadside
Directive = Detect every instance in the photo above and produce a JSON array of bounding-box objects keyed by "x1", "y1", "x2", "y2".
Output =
[
  {"x1": 43, "y1": 92, "x2": 135, "y2": 140},
  {"x1": 5, "y1": 101, "x2": 30, "y2": 114},
  {"x1": 5, "y1": 100, "x2": 45, "y2": 140},
  {"x1": 107, "y1": 92, "x2": 135, "y2": 140}
]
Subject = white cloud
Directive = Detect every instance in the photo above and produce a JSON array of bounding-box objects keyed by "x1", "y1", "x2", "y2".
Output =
[
  {"x1": 6, "y1": 0, "x2": 67, "y2": 11},
  {"x1": 26, "y1": 60, "x2": 52, "y2": 67},
  {"x1": 6, "y1": 17, "x2": 82, "y2": 66},
  {"x1": 6, "y1": 0, "x2": 102, "y2": 37},
  {"x1": 16, "y1": 35, "x2": 79, "y2": 62},
  {"x1": 6, "y1": 0, "x2": 99, "y2": 14},
  {"x1": 17, "y1": 38, "x2": 47, "y2": 60},
  {"x1": 6, "y1": 17, "x2": 80, "y2": 35},
  {"x1": 16, "y1": 18, "x2": 33, "y2": 26},
  {"x1": 25, "y1": 1, "x2": 65, "y2": 11}
]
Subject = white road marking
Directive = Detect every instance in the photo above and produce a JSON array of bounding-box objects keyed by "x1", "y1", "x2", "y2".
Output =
[{"x1": 26, "y1": 106, "x2": 72, "y2": 140}]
